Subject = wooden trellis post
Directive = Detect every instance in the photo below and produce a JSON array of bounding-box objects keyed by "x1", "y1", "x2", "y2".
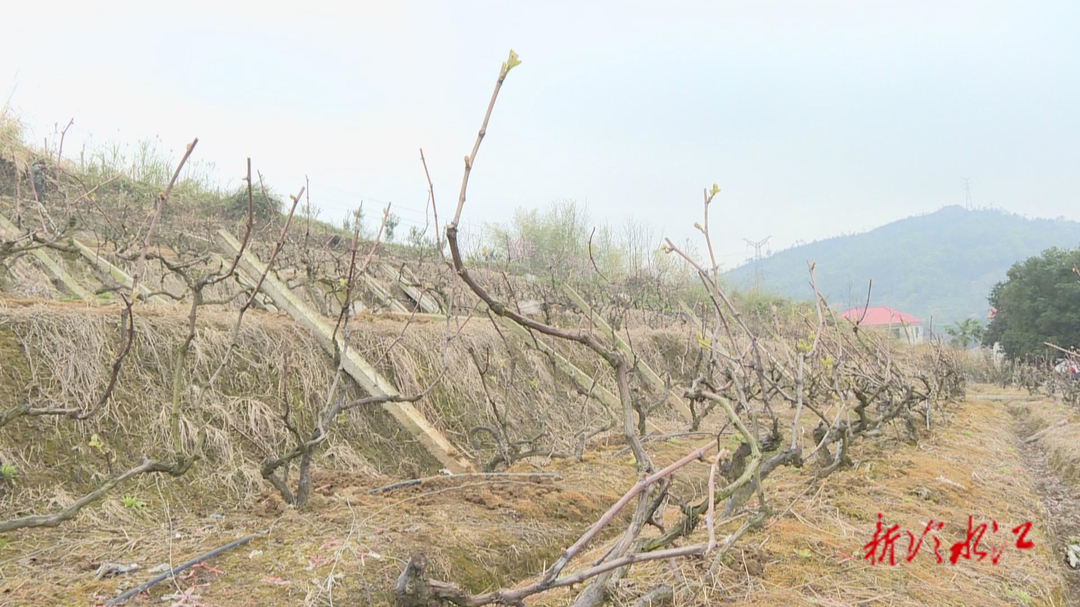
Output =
[
  {"x1": 72, "y1": 240, "x2": 165, "y2": 304},
  {"x1": 362, "y1": 273, "x2": 410, "y2": 314},
  {"x1": 562, "y1": 285, "x2": 694, "y2": 421},
  {"x1": 0, "y1": 211, "x2": 94, "y2": 302},
  {"x1": 380, "y1": 262, "x2": 442, "y2": 314},
  {"x1": 215, "y1": 228, "x2": 473, "y2": 473},
  {"x1": 498, "y1": 317, "x2": 663, "y2": 433}
]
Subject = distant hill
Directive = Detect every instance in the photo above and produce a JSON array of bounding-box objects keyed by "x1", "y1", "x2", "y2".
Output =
[{"x1": 722, "y1": 206, "x2": 1080, "y2": 328}]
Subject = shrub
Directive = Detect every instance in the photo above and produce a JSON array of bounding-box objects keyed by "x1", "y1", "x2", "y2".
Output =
[{"x1": 225, "y1": 185, "x2": 282, "y2": 222}]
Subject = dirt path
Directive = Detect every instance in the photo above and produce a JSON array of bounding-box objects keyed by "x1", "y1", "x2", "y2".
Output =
[
  {"x1": 1, "y1": 389, "x2": 1076, "y2": 606},
  {"x1": 712, "y1": 390, "x2": 1073, "y2": 607},
  {"x1": 1017, "y1": 435, "x2": 1080, "y2": 601},
  {"x1": 1006, "y1": 390, "x2": 1080, "y2": 603}
]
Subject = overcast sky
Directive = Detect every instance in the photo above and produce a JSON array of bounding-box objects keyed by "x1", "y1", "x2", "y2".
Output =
[{"x1": 3, "y1": 1, "x2": 1077, "y2": 266}]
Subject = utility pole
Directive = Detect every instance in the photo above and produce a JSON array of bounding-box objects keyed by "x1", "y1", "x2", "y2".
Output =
[
  {"x1": 964, "y1": 177, "x2": 973, "y2": 210},
  {"x1": 743, "y1": 236, "x2": 771, "y2": 292}
]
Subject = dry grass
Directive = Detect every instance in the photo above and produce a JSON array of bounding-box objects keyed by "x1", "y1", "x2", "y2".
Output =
[
  {"x1": 717, "y1": 394, "x2": 1067, "y2": 606},
  {"x1": 1010, "y1": 392, "x2": 1080, "y2": 486},
  {"x1": 0, "y1": 388, "x2": 1071, "y2": 606},
  {"x1": 0, "y1": 301, "x2": 697, "y2": 518},
  {"x1": 0, "y1": 303, "x2": 424, "y2": 515},
  {"x1": 0, "y1": 255, "x2": 63, "y2": 300},
  {"x1": 533, "y1": 392, "x2": 1069, "y2": 607},
  {"x1": 0, "y1": 447, "x2": 634, "y2": 607}
]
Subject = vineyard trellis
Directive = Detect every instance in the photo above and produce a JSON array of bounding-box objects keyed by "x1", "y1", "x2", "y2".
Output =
[
  {"x1": 392, "y1": 50, "x2": 966, "y2": 607},
  {"x1": 0, "y1": 51, "x2": 973, "y2": 607}
]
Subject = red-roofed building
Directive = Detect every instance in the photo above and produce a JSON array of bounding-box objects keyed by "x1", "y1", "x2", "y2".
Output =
[{"x1": 839, "y1": 306, "x2": 925, "y2": 343}]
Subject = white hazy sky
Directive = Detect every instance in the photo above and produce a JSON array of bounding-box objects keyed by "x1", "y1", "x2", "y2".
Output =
[{"x1": 3, "y1": 1, "x2": 1078, "y2": 265}]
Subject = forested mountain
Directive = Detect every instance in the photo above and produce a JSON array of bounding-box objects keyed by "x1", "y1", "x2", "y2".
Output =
[{"x1": 722, "y1": 206, "x2": 1080, "y2": 327}]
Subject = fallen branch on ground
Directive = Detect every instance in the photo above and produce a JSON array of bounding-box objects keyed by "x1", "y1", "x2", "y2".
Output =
[
  {"x1": 367, "y1": 472, "x2": 560, "y2": 495},
  {"x1": 104, "y1": 532, "x2": 263, "y2": 606}
]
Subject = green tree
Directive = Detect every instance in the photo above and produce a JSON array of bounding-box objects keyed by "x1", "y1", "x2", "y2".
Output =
[
  {"x1": 983, "y1": 246, "x2": 1080, "y2": 359},
  {"x1": 385, "y1": 212, "x2": 400, "y2": 242},
  {"x1": 490, "y1": 199, "x2": 592, "y2": 278},
  {"x1": 945, "y1": 318, "x2": 984, "y2": 348}
]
